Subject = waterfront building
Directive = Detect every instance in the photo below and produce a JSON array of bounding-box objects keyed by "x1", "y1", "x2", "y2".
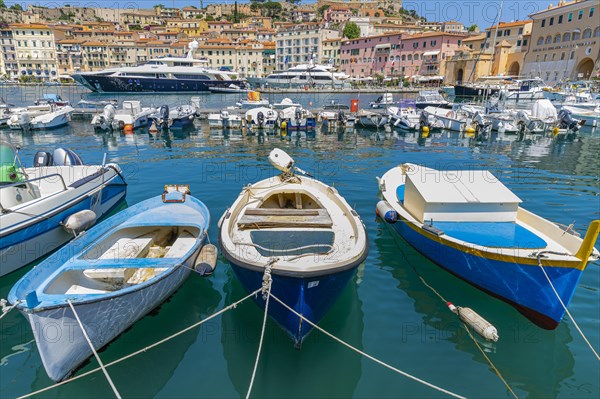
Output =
[
  {"x1": 55, "y1": 39, "x2": 84, "y2": 74},
  {"x1": 81, "y1": 41, "x2": 109, "y2": 71},
  {"x1": 442, "y1": 21, "x2": 467, "y2": 34},
  {"x1": 275, "y1": 23, "x2": 339, "y2": 70},
  {"x1": 0, "y1": 29, "x2": 18, "y2": 79},
  {"x1": 397, "y1": 32, "x2": 465, "y2": 80},
  {"x1": 10, "y1": 24, "x2": 58, "y2": 81},
  {"x1": 522, "y1": 0, "x2": 600, "y2": 83},
  {"x1": 321, "y1": 38, "x2": 341, "y2": 67},
  {"x1": 339, "y1": 32, "x2": 403, "y2": 78}
]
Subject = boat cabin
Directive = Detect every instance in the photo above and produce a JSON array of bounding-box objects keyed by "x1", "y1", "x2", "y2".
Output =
[{"x1": 403, "y1": 165, "x2": 522, "y2": 223}]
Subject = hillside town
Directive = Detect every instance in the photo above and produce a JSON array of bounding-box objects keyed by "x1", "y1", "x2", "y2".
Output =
[{"x1": 0, "y1": 0, "x2": 598, "y2": 86}]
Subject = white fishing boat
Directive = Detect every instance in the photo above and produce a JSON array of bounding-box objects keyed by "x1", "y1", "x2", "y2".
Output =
[
  {"x1": 151, "y1": 105, "x2": 196, "y2": 130},
  {"x1": 415, "y1": 90, "x2": 452, "y2": 110},
  {"x1": 497, "y1": 78, "x2": 549, "y2": 101},
  {"x1": 207, "y1": 110, "x2": 243, "y2": 129},
  {"x1": 236, "y1": 91, "x2": 269, "y2": 109},
  {"x1": 218, "y1": 149, "x2": 368, "y2": 346},
  {"x1": 387, "y1": 106, "x2": 420, "y2": 130},
  {"x1": 369, "y1": 93, "x2": 395, "y2": 109},
  {"x1": 272, "y1": 98, "x2": 301, "y2": 109},
  {"x1": 7, "y1": 105, "x2": 74, "y2": 130},
  {"x1": 111, "y1": 100, "x2": 156, "y2": 130},
  {"x1": 8, "y1": 187, "x2": 212, "y2": 381},
  {"x1": 423, "y1": 105, "x2": 470, "y2": 132},
  {"x1": 0, "y1": 143, "x2": 127, "y2": 277},
  {"x1": 278, "y1": 107, "x2": 316, "y2": 130},
  {"x1": 356, "y1": 110, "x2": 388, "y2": 129},
  {"x1": 244, "y1": 107, "x2": 278, "y2": 130}
]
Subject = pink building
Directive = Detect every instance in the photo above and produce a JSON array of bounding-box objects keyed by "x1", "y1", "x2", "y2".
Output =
[
  {"x1": 397, "y1": 32, "x2": 466, "y2": 78},
  {"x1": 339, "y1": 32, "x2": 403, "y2": 78},
  {"x1": 324, "y1": 6, "x2": 353, "y2": 24}
]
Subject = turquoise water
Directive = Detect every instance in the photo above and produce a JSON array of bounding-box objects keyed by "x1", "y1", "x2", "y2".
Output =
[{"x1": 0, "y1": 90, "x2": 599, "y2": 398}]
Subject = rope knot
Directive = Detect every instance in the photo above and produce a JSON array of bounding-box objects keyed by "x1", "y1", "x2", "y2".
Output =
[{"x1": 261, "y1": 258, "x2": 277, "y2": 299}]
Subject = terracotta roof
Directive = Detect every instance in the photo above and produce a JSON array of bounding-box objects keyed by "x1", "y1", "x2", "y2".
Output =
[
  {"x1": 9, "y1": 23, "x2": 50, "y2": 29},
  {"x1": 462, "y1": 34, "x2": 486, "y2": 42},
  {"x1": 486, "y1": 20, "x2": 532, "y2": 30},
  {"x1": 82, "y1": 41, "x2": 108, "y2": 46}
]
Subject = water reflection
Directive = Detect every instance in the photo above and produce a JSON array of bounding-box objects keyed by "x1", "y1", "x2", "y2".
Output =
[{"x1": 221, "y1": 268, "x2": 364, "y2": 398}]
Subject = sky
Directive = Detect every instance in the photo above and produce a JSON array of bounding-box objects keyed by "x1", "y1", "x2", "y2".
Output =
[{"x1": 8, "y1": 1, "x2": 559, "y2": 30}]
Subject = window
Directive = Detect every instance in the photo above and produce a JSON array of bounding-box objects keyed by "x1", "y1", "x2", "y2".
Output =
[
  {"x1": 595, "y1": 27, "x2": 600, "y2": 37},
  {"x1": 545, "y1": 35, "x2": 552, "y2": 44},
  {"x1": 573, "y1": 30, "x2": 581, "y2": 40},
  {"x1": 560, "y1": 52, "x2": 565, "y2": 60},
  {"x1": 578, "y1": 10, "x2": 583, "y2": 19},
  {"x1": 568, "y1": 12, "x2": 573, "y2": 22},
  {"x1": 537, "y1": 36, "x2": 544, "y2": 45},
  {"x1": 541, "y1": 19, "x2": 546, "y2": 27},
  {"x1": 523, "y1": 39, "x2": 528, "y2": 46},
  {"x1": 590, "y1": 8, "x2": 595, "y2": 18},
  {"x1": 583, "y1": 28, "x2": 592, "y2": 38},
  {"x1": 414, "y1": 54, "x2": 419, "y2": 60},
  {"x1": 563, "y1": 32, "x2": 571, "y2": 41},
  {"x1": 554, "y1": 34, "x2": 561, "y2": 43},
  {"x1": 518, "y1": 27, "x2": 524, "y2": 34},
  {"x1": 549, "y1": 17, "x2": 554, "y2": 26},
  {"x1": 558, "y1": 15, "x2": 563, "y2": 24},
  {"x1": 517, "y1": 40, "x2": 522, "y2": 46},
  {"x1": 504, "y1": 29, "x2": 510, "y2": 36}
]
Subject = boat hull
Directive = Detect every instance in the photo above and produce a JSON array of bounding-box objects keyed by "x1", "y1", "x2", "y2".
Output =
[
  {"x1": 389, "y1": 219, "x2": 584, "y2": 329},
  {"x1": 229, "y1": 263, "x2": 357, "y2": 345},
  {"x1": 22, "y1": 262, "x2": 193, "y2": 381},
  {"x1": 454, "y1": 84, "x2": 501, "y2": 98},
  {"x1": 72, "y1": 74, "x2": 248, "y2": 93},
  {"x1": 0, "y1": 173, "x2": 126, "y2": 277}
]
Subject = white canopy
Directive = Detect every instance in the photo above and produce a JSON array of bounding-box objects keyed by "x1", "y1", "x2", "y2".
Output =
[{"x1": 422, "y1": 51, "x2": 440, "y2": 57}]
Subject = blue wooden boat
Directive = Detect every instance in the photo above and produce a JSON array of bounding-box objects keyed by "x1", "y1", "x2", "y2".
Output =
[
  {"x1": 377, "y1": 164, "x2": 600, "y2": 329},
  {"x1": 8, "y1": 187, "x2": 211, "y2": 382},
  {"x1": 219, "y1": 149, "x2": 368, "y2": 346},
  {"x1": 0, "y1": 142, "x2": 127, "y2": 276}
]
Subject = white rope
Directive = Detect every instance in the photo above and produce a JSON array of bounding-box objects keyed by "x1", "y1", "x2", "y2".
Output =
[
  {"x1": 245, "y1": 260, "x2": 274, "y2": 399},
  {"x1": 269, "y1": 293, "x2": 467, "y2": 399},
  {"x1": 0, "y1": 299, "x2": 19, "y2": 320},
  {"x1": 67, "y1": 300, "x2": 121, "y2": 399},
  {"x1": 536, "y1": 253, "x2": 600, "y2": 361},
  {"x1": 17, "y1": 289, "x2": 261, "y2": 399}
]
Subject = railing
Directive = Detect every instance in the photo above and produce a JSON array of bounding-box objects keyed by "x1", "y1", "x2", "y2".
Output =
[{"x1": 0, "y1": 173, "x2": 68, "y2": 213}]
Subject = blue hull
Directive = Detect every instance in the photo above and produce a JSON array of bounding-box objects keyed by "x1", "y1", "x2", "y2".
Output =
[
  {"x1": 390, "y1": 221, "x2": 583, "y2": 328},
  {"x1": 230, "y1": 264, "x2": 357, "y2": 346},
  {"x1": 73, "y1": 74, "x2": 248, "y2": 93}
]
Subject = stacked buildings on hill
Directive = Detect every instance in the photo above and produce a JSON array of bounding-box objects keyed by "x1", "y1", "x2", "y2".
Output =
[{"x1": 0, "y1": 0, "x2": 597, "y2": 84}]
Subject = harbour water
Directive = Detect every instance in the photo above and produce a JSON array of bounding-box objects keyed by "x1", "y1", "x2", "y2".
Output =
[{"x1": 0, "y1": 88, "x2": 599, "y2": 398}]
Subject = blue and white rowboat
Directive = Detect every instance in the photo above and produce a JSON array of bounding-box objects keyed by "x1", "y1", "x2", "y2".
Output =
[
  {"x1": 8, "y1": 188, "x2": 211, "y2": 382},
  {"x1": 0, "y1": 142, "x2": 127, "y2": 276},
  {"x1": 377, "y1": 164, "x2": 600, "y2": 329},
  {"x1": 219, "y1": 149, "x2": 368, "y2": 346}
]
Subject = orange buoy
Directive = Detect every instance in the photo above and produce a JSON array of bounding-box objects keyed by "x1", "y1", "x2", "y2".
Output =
[{"x1": 124, "y1": 124, "x2": 134, "y2": 134}]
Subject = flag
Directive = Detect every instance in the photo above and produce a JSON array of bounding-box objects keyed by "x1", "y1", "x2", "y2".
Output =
[
  {"x1": 284, "y1": 56, "x2": 289, "y2": 64},
  {"x1": 391, "y1": 60, "x2": 395, "y2": 67},
  {"x1": 329, "y1": 57, "x2": 333, "y2": 64}
]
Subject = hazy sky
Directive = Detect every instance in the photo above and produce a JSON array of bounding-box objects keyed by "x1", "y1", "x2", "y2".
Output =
[{"x1": 11, "y1": 0, "x2": 558, "y2": 29}]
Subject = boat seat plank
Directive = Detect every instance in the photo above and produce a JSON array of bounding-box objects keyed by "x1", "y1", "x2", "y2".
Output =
[
  {"x1": 164, "y1": 231, "x2": 196, "y2": 258},
  {"x1": 244, "y1": 208, "x2": 320, "y2": 216},
  {"x1": 432, "y1": 221, "x2": 547, "y2": 249},
  {"x1": 238, "y1": 208, "x2": 332, "y2": 230},
  {"x1": 65, "y1": 285, "x2": 110, "y2": 295},
  {"x1": 98, "y1": 229, "x2": 172, "y2": 260},
  {"x1": 68, "y1": 258, "x2": 170, "y2": 270}
]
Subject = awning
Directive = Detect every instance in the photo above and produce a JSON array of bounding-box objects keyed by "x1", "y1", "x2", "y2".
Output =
[
  {"x1": 418, "y1": 75, "x2": 444, "y2": 82},
  {"x1": 422, "y1": 51, "x2": 440, "y2": 57},
  {"x1": 375, "y1": 43, "x2": 391, "y2": 49}
]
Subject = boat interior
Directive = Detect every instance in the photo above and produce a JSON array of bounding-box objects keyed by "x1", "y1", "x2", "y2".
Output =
[
  {"x1": 43, "y1": 226, "x2": 200, "y2": 295},
  {"x1": 237, "y1": 190, "x2": 335, "y2": 257}
]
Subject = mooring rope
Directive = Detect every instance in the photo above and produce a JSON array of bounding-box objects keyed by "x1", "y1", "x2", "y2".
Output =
[
  {"x1": 245, "y1": 260, "x2": 275, "y2": 399},
  {"x1": 16, "y1": 288, "x2": 262, "y2": 399},
  {"x1": 536, "y1": 252, "x2": 600, "y2": 361},
  {"x1": 268, "y1": 292, "x2": 467, "y2": 399},
  {"x1": 67, "y1": 300, "x2": 121, "y2": 399},
  {"x1": 0, "y1": 299, "x2": 19, "y2": 320}
]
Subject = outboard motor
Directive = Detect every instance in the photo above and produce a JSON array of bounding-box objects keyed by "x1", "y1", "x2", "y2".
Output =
[
  {"x1": 159, "y1": 105, "x2": 170, "y2": 130},
  {"x1": 53, "y1": 148, "x2": 83, "y2": 166},
  {"x1": 558, "y1": 108, "x2": 581, "y2": 132},
  {"x1": 337, "y1": 110, "x2": 345, "y2": 123},
  {"x1": 257, "y1": 111, "x2": 265, "y2": 128},
  {"x1": 472, "y1": 112, "x2": 491, "y2": 138},
  {"x1": 515, "y1": 110, "x2": 539, "y2": 133},
  {"x1": 33, "y1": 151, "x2": 53, "y2": 167},
  {"x1": 419, "y1": 110, "x2": 431, "y2": 129}
]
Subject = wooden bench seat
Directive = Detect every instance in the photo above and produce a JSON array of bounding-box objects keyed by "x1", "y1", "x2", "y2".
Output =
[{"x1": 238, "y1": 207, "x2": 332, "y2": 230}]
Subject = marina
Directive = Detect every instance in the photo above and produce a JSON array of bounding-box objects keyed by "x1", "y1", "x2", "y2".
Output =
[{"x1": 0, "y1": 85, "x2": 598, "y2": 398}]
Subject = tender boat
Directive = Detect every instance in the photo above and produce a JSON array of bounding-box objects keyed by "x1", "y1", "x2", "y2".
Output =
[
  {"x1": 376, "y1": 164, "x2": 600, "y2": 329},
  {"x1": 91, "y1": 104, "x2": 116, "y2": 131},
  {"x1": 208, "y1": 83, "x2": 251, "y2": 93},
  {"x1": 369, "y1": 93, "x2": 395, "y2": 109},
  {"x1": 219, "y1": 149, "x2": 368, "y2": 346},
  {"x1": 111, "y1": 100, "x2": 155, "y2": 130},
  {"x1": 387, "y1": 106, "x2": 420, "y2": 130},
  {"x1": 278, "y1": 106, "x2": 316, "y2": 131},
  {"x1": 244, "y1": 107, "x2": 278, "y2": 130},
  {"x1": 497, "y1": 78, "x2": 549, "y2": 102},
  {"x1": 77, "y1": 99, "x2": 118, "y2": 109},
  {"x1": 272, "y1": 98, "x2": 301, "y2": 109},
  {"x1": 356, "y1": 110, "x2": 388, "y2": 128},
  {"x1": 207, "y1": 110, "x2": 243, "y2": 129},
  {"x1": 34, "y1": 94, "x2": 71, "y2": 107},
  {"x1": 0, "y1": 142, "x2": 127, "y2": 277},
  {"x1": 415, "y1": 90, "x2": 452, "y2": 110},
  {"x1": 7, "y1": 105, "x2": 74, "y2": 131},
  {"x1": 8, "y1": 186, "x2": 211, "y2": 382},
  {"x1": 151, "y1": 105, "x2": 196, "y2": 130}
]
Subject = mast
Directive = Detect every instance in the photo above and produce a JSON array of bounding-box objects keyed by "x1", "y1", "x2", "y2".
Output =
[{"x1": 488, "y1": 0, "x2": 504, "y2": 77}]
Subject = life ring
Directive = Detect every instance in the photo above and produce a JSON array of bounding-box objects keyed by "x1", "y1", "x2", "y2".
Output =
[{"x1": 446, "y1": 111, "x2": 452, "y2": 117}]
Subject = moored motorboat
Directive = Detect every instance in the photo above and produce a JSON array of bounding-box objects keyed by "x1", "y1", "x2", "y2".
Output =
[
  {"x1": 369, "y1": 93, "x2": 395, "y2": 109},
  {"x1": 387, "y1": 106, "x2": 420, "y2": 130},
  {"x1": 376, "y1": 164, "x2": 600, "y2": 329},
  {"x1": 244, "y1": 107, "x2": 278, "y2": 130},
  {"x1": 7, "y1": 105, "x2": 74, "y2": 131},
  {"x1": 111, "y1": 100, "x2": 155, "y2": 130},
  {"x1": 207, "y1": 110, "x2": 243, "y2": 129},
  {"x1": 151, "y1": 105, "x2": 196, "y2": 130},
  {"x1": 236, "y1": 91, "x2": 269, "y2": 109},
  {"x1": 356, "y1": 110, "x2": 388, "y2": 128},
  {"x1": 415, "y1": 90, "x2": 452, "y2": 110},
  {"x1": 7, "y1": 186, "x2": 212, "y2": 382},
  {"x1": 219, "y1": 149, "x2": 368, "y2": 346},
  {"x1": 91, "y1": 104, "x2": 116, "y2": 131},
  {"x1": 0, "y1": 142, "x2": 127, "y2": 276},
  {"x1": 278, "y1": 106, "x2": 316, "y2": 131}
]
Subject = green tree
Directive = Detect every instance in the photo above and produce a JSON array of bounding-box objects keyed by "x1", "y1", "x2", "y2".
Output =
[
  {"x1": 10, "y1": 4, "x2": 23, "y2": 11},
  {"x1": 467, "y1": 24, "x2": 478, "y2": 32},
  {"x1": 0, "y1": 0, "x2": 6, "y2": 9},
  {"x1": 343, "y1": 22, "x2": 360, "y2": 39},
  {"x1": 317, "y1": 4, "x2": 329, "y2": 18},
  {"x1": 205, "y1": 15, "x2": 214, "y2": 21}
]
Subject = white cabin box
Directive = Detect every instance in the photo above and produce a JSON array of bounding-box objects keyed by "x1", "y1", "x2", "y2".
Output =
[{"x1": 404, "y1": 165, "x2": 522, "y2": 223}]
